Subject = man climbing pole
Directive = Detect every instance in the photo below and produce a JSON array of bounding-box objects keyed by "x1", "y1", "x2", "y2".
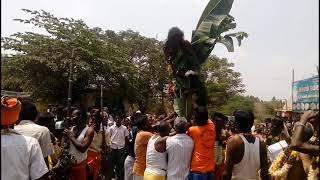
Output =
[{"x1": 163, "y1": 0, "x2": 248, "y2": 117}]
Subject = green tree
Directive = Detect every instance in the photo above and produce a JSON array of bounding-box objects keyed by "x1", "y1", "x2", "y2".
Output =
[
  {"x1": 219, "y1": 95, "x2": 255, "y2": 115},
  {"x1": 201, "y1": 55, "x2": 245, "y2": 112},
  {"x1": 1, "y1": 9, "x2": 137, "y2": 105},
  {"x1": 1, "y1": 9, "x2": 168, "y2": 112},
  {"x1": 104, "y1": 30, "x2": 167, "y2": 112},
  {"x1": 254, "y1": 101, "x2": 275, "y2": 122}
]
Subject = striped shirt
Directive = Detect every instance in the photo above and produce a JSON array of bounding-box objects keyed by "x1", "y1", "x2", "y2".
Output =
[{"x1": 166, "y1": 134, "x2": 194, "y2": 180}]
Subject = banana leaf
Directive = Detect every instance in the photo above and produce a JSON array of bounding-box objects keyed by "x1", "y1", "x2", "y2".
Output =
[
  {"x1": 191, "y1": 0, "x2": 248, "y2": 63},
  {"x1": 224, "y1": 32, "x2": 249, "y2": 46},
  {"x1": 216, "y1": 31, "x2": 248, "y2": 52},
  {"x1": 196, "y1": 0, "x2": 233, "y2": 29}
]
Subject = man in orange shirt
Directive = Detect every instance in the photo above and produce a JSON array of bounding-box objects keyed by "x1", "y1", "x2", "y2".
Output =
[
  {"x1": 187, "y1": 108, "x2": 216, "y2": 180},
  {"x1": 132, "y1": 114, "x2": 153, "y2": 180}
]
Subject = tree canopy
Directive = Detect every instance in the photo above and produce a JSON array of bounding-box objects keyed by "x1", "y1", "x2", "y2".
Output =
[
  {"x1": 202, "y1": 55, "x2": 245, "y2": 112},
  {"x1": 219, "y1": 95, "x2": 255, "y2": 115}
]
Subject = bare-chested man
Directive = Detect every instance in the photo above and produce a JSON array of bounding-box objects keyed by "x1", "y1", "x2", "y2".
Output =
[
  {"x1": 291, "y1": 110, "x2": 319, "y2": 155},
  {"x1": 288, "y1": 110, "x2": 319, "y2": 180},
  {"x1": 286, "y1": 121, "x2": 315, "y2": 180}
]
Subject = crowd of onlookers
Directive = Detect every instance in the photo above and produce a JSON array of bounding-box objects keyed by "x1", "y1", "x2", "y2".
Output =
[{"x1": 1, "y1": 96, "x2": 319, "y2": 180}]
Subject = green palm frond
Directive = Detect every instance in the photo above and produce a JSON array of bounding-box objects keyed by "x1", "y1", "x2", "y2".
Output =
[{"x1": 191, "y1": 0, "x2": 248, "y2": 62}]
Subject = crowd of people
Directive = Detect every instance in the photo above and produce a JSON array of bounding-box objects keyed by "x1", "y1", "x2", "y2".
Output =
[{"x1": 1, "y1": 96, "x2": 319, "y2": 180}]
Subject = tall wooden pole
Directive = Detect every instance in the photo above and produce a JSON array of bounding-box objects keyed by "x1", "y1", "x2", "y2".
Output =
[
  {"x1": 66, "y1": 48, "x2": 75, "y2": 128},
  {"x1": 100, "y1": 84, "x2": 103, "y2": 110},
  {"x1": 54, "y1": 48, "x2": 76, "y2": 177}
]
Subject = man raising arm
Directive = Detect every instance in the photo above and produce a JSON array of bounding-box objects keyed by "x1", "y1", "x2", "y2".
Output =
[{"x1": 290, "y1": 110, "x2": 319, "y2": 156}]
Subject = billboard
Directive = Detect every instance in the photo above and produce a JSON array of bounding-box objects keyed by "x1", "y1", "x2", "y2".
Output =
[{"x1": 292, "y1": 76, "x2": 319, "y2": 112}]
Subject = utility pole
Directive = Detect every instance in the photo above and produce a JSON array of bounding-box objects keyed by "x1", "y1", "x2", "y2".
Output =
[{"x1": 291, "y1": 69, "x2": 294, "y2": 112}]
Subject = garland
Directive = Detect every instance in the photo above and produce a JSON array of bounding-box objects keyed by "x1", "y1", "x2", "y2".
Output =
[
  {"x1": 308, "y1": 156, "x2": 319, "y2": 180},
  {"x1": 307, "y1": 135, "x2": 319, "y2": 180},
  {"x1": 269, "y1": 149, "x2": 298, "y2": 180},
  {"x1": 51, "y1": 139, "x2": 76, "y2": 180}
]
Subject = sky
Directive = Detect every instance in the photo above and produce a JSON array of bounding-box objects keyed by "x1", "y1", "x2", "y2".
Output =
[{"x1": 2, "y1": 0, "x2": 319, "y2": 101}]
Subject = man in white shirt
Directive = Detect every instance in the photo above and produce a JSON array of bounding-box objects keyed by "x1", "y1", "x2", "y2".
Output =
[
  {"x1": 1, "y1": 97, "x2": 49, "y2": 180},
  {"x1": 166, "y1": 117, "x2": 194, "y2": 180},
  {"x1": 15, "y1": 101, "x2": 54, "y2": 166},
  {"x1": 107, "y1": 114, "x2": 129, "y2": 180}
]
